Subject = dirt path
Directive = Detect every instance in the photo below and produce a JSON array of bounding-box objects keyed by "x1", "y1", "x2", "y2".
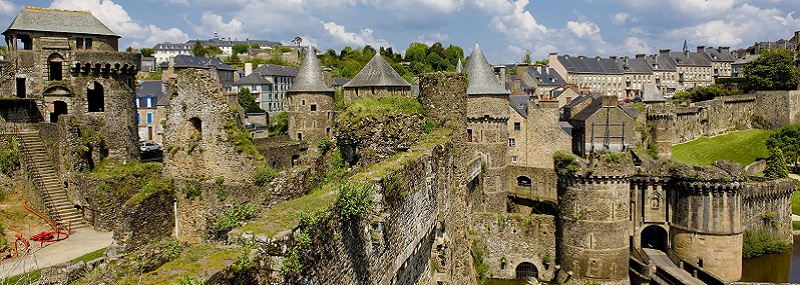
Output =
[{"x1": 0, "y1": 228, "x2": 113, "y2": 279}]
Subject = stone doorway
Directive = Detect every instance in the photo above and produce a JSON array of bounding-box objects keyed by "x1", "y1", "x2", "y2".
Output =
[
  {"x1": 515, "y1": 262, "x2": 538, "y2": 279},
  {"x1": 641, "y1": 225, "x2": 668, "y2": 251},
  {"x1": 50, "y1": 101, "x2": 68, "y2": 123},
  {"x1": 87, "y1": 81, "x2": 104, "y2": 112}
]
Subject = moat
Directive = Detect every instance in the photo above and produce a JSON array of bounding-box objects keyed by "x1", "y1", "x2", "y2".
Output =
[{"x1": 741, "y1": 234, "x2": 800, "y2": 283}]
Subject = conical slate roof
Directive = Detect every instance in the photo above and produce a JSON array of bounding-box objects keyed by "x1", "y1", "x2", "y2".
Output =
[
  {"x1": 455, "y1": 58, "x2": 463, "y2": 74},
  {"x1": 343, "y1": 53, "x2": 411, "y2": 88},
  {"x1": 288, "y1": 46, "x2": 333, "y2": 93},
  {"x1": 465, "y1": 43, "x2": 508, "y2": 95}
]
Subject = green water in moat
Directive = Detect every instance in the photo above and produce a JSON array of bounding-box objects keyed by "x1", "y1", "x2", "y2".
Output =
[{"x1": 740, "y1": 234, "x2": 800, "y2": 283}]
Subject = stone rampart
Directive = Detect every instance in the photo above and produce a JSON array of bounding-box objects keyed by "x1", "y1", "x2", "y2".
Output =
[
  {"x1": 741, "y1": 177, "x2": 795, "y2": 241},
  {"x1": 472, "y1": 213, "x2": 556, "y2": 281}
]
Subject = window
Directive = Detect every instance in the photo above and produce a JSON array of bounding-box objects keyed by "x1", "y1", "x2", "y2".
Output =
[
  {"x1": 76, "y1": 37, "x2": 92, "y2": 50},
  {"x1": 136, "y1": 113, "x2": 140, "y2": 123},
  {"x1": 85, "y1": 38, "x2": 92, "y2": 49},
  {"x1": 310, "y1": 104, "x2": 317, "y2": 111},
  {"x1": 516, "y1": 176, "x2": 531, "y2": 187},
  {"x1": 146, "y1": 113, "x2": 152, "y2": 123},
  {"x1": 136, "y1": 96, "x2": 140, "y2": 107},
  {"x1": 466, "y1": 129, "x2": 473, "y2": 142},
  {"x1": 146, "y1": 97, "x2": 153, "y2": 108},
  {"x1": 513, "y1": 122, "x2": 521, "y2": 131},
  {"x1": 512, "y1": 156, "x2": 517, "y2": 163},
  {"x1": 301, "y1": 99, "x2": 306, "y2": 106},
  {"x1": 76, "y1": 38, "x2": 84, "y2": 49},
  {"x1": 16, "y1": 78, "x2": 25, "y2": 98},
  {"x1": 508, "y1": 138, "x2": 515, "y2": 147}
]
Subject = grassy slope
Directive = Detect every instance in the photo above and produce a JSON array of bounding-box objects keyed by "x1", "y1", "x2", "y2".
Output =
[{"x1": 671, "y1": 129, "x2": 772, "y2": 166}]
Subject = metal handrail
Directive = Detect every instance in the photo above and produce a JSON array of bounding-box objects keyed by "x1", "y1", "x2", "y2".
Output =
[{"x1": 4, "y1": 122, "x2": 62, "y2": 223}]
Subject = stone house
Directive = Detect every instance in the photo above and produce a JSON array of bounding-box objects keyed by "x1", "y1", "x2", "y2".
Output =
[
  {"x1": 286, "y1": 46, "x2": 334, "y2": 143},
  {"x1": 233, "y1": 63, "x2": 298, "y2": 114},
  {"x1": 568, "y1": 95, "x2": 638, "y2": 157},
  {"x1": 342, "y1": 53, "x2": 411, "y2": 101},
  {"x1": 666, "y1": 46, "x2": 713, "y2": 91},
  {"x1": 645, "y1": 51, "x2": 679, "y2": 98},
  {"x1": 136, "y1": 81, "x2": 164, "y2": 143},
  {"x1": 1, "y1": 5, "x2": 140, "y2": 161},
  {"x1": 703, "y1": 46, "x2": 735, "y2": 78},
  {"x1": 615, "y1": 55, "x2": 654, "y2": 98},
  {"x1": 161, "y1": 55, "x2": 236, "y2": 93}
]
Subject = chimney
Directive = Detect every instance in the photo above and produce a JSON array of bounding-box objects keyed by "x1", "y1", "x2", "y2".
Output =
[
  {"x1": 566, "y1": 96, "x2": 573, "y2": 105},
  {"x1": 578, "y1": 55, "x2": 586, "y2": 59},
  {"x1": 495, "y1": 65, "x2": 506, "y2": 85},
  {"x1": 601, "y1": 95, "x2": 618, "y2": 107},
  {"x1": 609, "y1": 56, "x2": 617, "y2": 60},
  {"x1": 659, "y1": 49, "x2": 671, "y2": 57},
  {"x1": 323, "y1": 67, "x2": 333, "y2": 87},
  {"x1": 636, "y1": 54, "x2": 645, "y2": 59},
  {"x1": 563, "y1": 54, "x2": 569, "y2": 59},
  {"x1": 517, "y1": 63, "x2": 529, "y2": 75},
  {"x1": 697, "y1": 45, "x2": 705, "y2": 53},
  {"x1": 245, "y1": 62, "x2": 253, "y2": 76},
  {"x1": 549, "y1": 52, "x2": 559, "y2": 63}
]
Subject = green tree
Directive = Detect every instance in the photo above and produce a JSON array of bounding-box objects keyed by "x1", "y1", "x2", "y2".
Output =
[
  {"x1": 226, "y1": 53, "x2": 241, "y2": 65},
  {"x1": 0, "y1": 46, "x2": 6, "y2": 53},
  {"x1": 405, "y1": 42, "x2": 429, "y2": 62},
  {"x1": 232, "y1": 43, "x2": 249, "y2": 55},
  {"x1": 125, "y1": 46, "x2": 133, "y2": 52},
  {"x1": 522, "y1": 50, "x2": 531, "y2": 64},
  {"x1": 237, "y1": 88, "x2": 264, "y2": 113},
  {"x1": 250, "y1": 43, "x2": 260, "y2": 49},
  {"x1": 764, "y1": 147, "x2": 789, "y2": 178},
  {"x1": 766, "y1": 124, "x2": 800, "y2": 172},
  {"x1": 672, "y1": 84, "x2": 742, "y2": 102},
  {"x1": 745, "y1": 48, "x2": 799, "y2": 90},
  {"x1": 191, "y1": 40, "x2": 205, "y2": 57},
  {"x1": 425, "y1": 52, "x2": 450, "y2": 71},
  {"x1": 534, "y1": 58, "x2": 549, "y2": 66},
  {"x1": 428, "y1": 42, "x2": 446, "y2": 58},
  {"x1": 139, "y1": 48, "x2": 155, "y2": 57},
  {"x1": 204, "y1": 45, "x2": 223, "y2": 57},
  {"x1": 269, "y1": 112, "x2": 288, "y2": 136},
  {"x1": 445, "y1": 45, "x2": 464, "y2": 66}
]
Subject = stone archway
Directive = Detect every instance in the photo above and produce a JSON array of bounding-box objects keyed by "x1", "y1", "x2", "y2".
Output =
[
  {"x1": 515, "y1": 262, "x2": 538, "y2": 279},
  {"x1": 641, "y1": 225, "x2": 668, "y2": 251},
  {"x1": 50, "y1": 101, "x2": 68, "y2": 123}
]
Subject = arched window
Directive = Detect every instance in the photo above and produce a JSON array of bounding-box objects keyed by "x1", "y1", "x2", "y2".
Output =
[
  {"x1": 87, "y1": 81, "x2": 104, "y2": 112},
  {"x1": 47, "y1": 53, "x2": 64, "y2": 81},
  {"x1": 516, "y1": 176, "x2": 532, "y2": 187},
  {"x1": 515, "y1": 262, "x2": 538, "y2": 279},
  {"x1": 50, "y1": 101, "x2": 68, "y2": 123}
]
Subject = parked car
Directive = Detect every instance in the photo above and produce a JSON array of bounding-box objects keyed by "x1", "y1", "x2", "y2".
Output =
[
  {"x1": 633, "y1": 97, "x2": 642, "y2": 103},
  {"x1": 139, "y1": 141, "x2": 161, "y2": 152},
  {"x1": 622, "y1": 98, "x2": 632, "y2": 103}
]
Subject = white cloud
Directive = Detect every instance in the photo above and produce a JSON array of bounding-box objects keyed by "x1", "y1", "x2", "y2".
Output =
[
  {"x1": 322, "y1": 21, "x2": 391, "y2": 48},
  {"x1": 623, "y1": 37, "x2": 650, "y2": 55},
  {"x1": 612, "y1": 12, "x2": 629, "y2": 25},
  {"x1": 164, "y1": 0, "x2": 189, "y2": 4},
  {"x1": 566, "y1": 21, "x2": 600, "y2": 38},
  {"x1": 0, "y1": 0, "x2": 16, "y2": 16},
  {"x1": 49, "y1": 0, "x2": 189, "y2": 48},
  {"x1": 415, "y1": 32, "x2": 451, "y2": 46},
  {"x1": 196, "y1": 12, "x2": 243, "y2": 38}
]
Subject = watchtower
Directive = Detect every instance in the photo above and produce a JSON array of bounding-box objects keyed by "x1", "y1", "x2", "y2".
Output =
[{"x1": 286, "y1": 46, "x2": 334, "y2": 143}]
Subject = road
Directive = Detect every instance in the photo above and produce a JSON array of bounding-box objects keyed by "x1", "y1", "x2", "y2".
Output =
[{"x1": 0, "y1": 228, "x2": 113, "y2": 279}]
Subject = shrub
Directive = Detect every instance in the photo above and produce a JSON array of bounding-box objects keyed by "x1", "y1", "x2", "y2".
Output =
[
  {"x1": 553, "y1": 151, "x2": 579, "y2": 173},
  {"x1": 0, "y1": 136, "x2": 20, "y2": 175},
  {"x1": 183, "y1": 184, "x2": 202, "y2": 201},
  {"x1": 254, "y1": 167, "x2": 277, "y2": 186},
  {"x1": 793, "y1": 221, "x2": 800, "y2": 231},
  {"x1": 336, "y1": 182, "x2": 373, "y2": 221},
  {"x1": 213, "y1": 203, "x2": 260, "y2": 232},
  {"x1": 471, "y1": 240, "x2": 488, "y2": 285},
  {"x1": 316, "y1": 137, "x2": 332, "y2": 151},
  {"x1": 742, "y1": 229, "x2": 792, "y2": 258}
]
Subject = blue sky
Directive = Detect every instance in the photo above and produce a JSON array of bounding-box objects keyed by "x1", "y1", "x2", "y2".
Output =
[{"x1": 2, "y1": 0, "x2": 799, "y2": 63}]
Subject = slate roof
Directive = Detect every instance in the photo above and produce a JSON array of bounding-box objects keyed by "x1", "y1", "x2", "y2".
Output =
[
  {"x1": 528, "y1": 66, "x2": 566, "y2": 85},
  {"x1": 616, "y1": 57, "x2": 653, "y2": 74},
  {"x1": 252, "y1": 64, "x2": 297, "y2": 77},
  {"x1": 465, "y1": 43, "x2": 509, "y2": 95},
  {"x1": 343, "y1": 53, "x2": 411, "y2": 88},
  {"x1": 196, "y1": 38, "x2": 279, "y2": 48},
  {"x1": 733, "y1": 54, "x2": 760, "y2": 66},
  {"x1": 669, "y1": 51, "x2": 711, "y2": 67},
  {"x1": 703, "y1": 47, "x2": 736, "y2": 62},
  {"x1": 157, "y1": 90, "x2": 170, "y2": 106},
  {"x1": 557, "y1": 55, "x2": 624, "y2": 74},
  {"x1": 563, "y1": 93, "x2": 600, "y2": 109},
  {"x1": 3, "y1": 6, "x2": 118, "y2": 37},
  {"x1": 645, "y1": 54, "x2": 677, "y2": 71},
  {"x1": 136, "y1": 81, "x2": 162, "y2": 109},
  {"x1": 509, "y1": 95, "x2": 529, "y2": 118},
  {"x1": 571, "y1": 97, "x2": 634, "y2": 123},
  {"x1": 233, "y1": 73, "x2": 273, "y2": 86},
  {"x1": 166, "y1": 55, "x2": 237, "y2": 71},
  {"x1": 288, "y1": 47, "x2": 333, "y2": 93},
  {"x1": 332, "y1": 78, "x2": 350, "y2": 87},
  {"x1": 455, "y1": 58, "x2": 463, "y2": 74},
  {"x1": 153, "y1": 42, "x2": 192, "y2": 51}
]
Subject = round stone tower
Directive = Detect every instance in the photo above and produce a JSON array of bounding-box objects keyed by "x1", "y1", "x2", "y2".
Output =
[
  {"x1": 556, "y1": 151, "x2": 634, "y2": 285},
  {"x1": 669, "y1": 163, "x2": 745, "y2": 282},
  {"x1": 286, "y1": 46, "x2": 335, "y2": 143},
  {"x1": 464, "y1": 42, "x2": 510, "y2": 212}
]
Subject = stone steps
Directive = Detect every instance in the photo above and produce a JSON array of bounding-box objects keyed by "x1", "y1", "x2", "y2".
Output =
[{"x1": 15, "y1": 131, "x2": 88, "y2": 229}]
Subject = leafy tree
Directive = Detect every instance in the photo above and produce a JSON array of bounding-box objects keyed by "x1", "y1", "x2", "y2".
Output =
[
  {"x1": 204, "y1": 45, "x2": 222, "y2": 57},
  {"x1": 766, "y1": 124, "x2": 800, "y2": 173},
  {"x1": 269, "y1": 112, "x2": 288, "y2": 136},
  {"x1": 191, "y1": 40, "x2": 205, "y2": 57},
  {"x1": 522, "y1": 50, "x2": 531, "y2": 64},
  {"x1": 232, "y1": 43, "x2": 249, "y2": 55},
  {"x1": 251, "y1": 43, "x2": 260, "y2": 49},
  {"x1": 534, "y1": 58, "x2": 549, "y2": 66},
  {"x1": 507, "y1": 68, "x2": 518, "y2": 75},
  {"x1": 363, "y1": 45, "x2": 376, "y2": 57},
  {"x1": 428, "y1": 42, "x2": 446, "y2": 58},
  {"x1": 444, "y1": 45, "x2": 464, "y2": 66},
  {"x1": 426, "y1": 52, "x2": 450, "y2": 71},
  {"x1": 764, "y1": 147, "x2": 789, "y2": 178},
  {"x1": 225, "y1": 53, "x2": 241, "y2": 65},
  {"x1": 125, "y1": 46, "x2": 133, "y2": 52},
  {"x1": 672, "y1": 84, "x2": 742, "y2": 102},
  {"x1": 139, "y1": 48, "x2": 155, "y2": 57},
  {"x1": 0, "y1": 46, "x2": 6, "y2": 53},
  {"x1": 405, "y1": 42, "x2": 429, "y2": 62},
  {"x1": 237, "y1": 88, "x2": 264, "y2": 113},
  {"x1": 745, "y1": 48, "x2": 798, "y2": 91}
]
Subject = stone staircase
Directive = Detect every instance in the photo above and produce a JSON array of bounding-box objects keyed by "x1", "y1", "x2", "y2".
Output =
[{"x1": 15, "y1": 131, "x2": 87, "y2": 229}]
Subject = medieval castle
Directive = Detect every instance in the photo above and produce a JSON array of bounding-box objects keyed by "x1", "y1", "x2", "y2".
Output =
[{"x1": 0, "y1": 6, "x2": 798, "y2": 285}]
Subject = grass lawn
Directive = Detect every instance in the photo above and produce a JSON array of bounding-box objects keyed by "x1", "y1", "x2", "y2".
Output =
[
  {"x1": 240, "y1": 187, "x2": 337, "y2": 238},
  {"x1": 671, "y1": 129, "x2": 772, "y2": 166}
]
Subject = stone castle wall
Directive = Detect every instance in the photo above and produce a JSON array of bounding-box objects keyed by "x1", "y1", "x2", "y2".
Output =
[
  {"x1": 506, "y1": 166, "x2": 558, "y2": 202},
  {"x1": 472, "y1": 213, "x2": 556, "y2": 281},
  {"x1": 286, "y1": 92, "x2": 334, "y2": 142},
  {"x1": 741, "y1": 177, "x2": 796, "y2": 241}
]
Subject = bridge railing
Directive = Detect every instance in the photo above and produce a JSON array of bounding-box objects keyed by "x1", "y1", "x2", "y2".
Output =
[{"x1": 665, "y1": 247, "x2": 727, "y2": 285}]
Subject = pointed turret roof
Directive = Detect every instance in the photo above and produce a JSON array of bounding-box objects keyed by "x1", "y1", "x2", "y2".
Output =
[
  {"x1": 465, "y1": 42, "x2": 508, "y2": 95},
  {"x1": 288, "y1": 46, "x2": 333, "y2": 93},
  {"x1": 455, "y1": 58, "x2": 463, "y2": 74},
  {"x1": 683, "y1": 38, "x2": 689, "y2": 53},
  {"x1": 343, "y1": 53, "x2": 411, "y2": 88}
]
